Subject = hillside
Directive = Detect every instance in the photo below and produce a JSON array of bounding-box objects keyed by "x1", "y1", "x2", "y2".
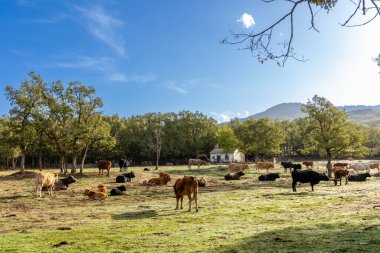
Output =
[{"x1": 239, "y1": 103, "x2": 380, "y2": 126}]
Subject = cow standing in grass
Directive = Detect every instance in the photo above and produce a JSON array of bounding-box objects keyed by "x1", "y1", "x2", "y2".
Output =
[
  {"x1": 98, "y1": 160, "x2": 112, "y2": 176},
  {"x1": 188, "y1": 159, "x2": 207, "y2": 170}
]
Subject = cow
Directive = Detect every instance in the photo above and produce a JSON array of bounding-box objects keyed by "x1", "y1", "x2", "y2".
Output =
[
  {"x1": 333, "y1": 162, "x2": 349, "y2": 168},
  {"x1": 98, "y1": 160, "x2": 112, "y2": 176},
  {"x1": 174, "y1": 176, "x2": 199, "y2": 212},
  {"x1": 188, "y1": 159, "x2": 208, "y2": 170},
  {"x1": 97, "y1": 184, "x2": 108, "y2": 193},
  {"x1": 369, "y1": 163, "x2": 380, "y2": 173},
  {"x1": 145, "y1": 172, "x2": 171, "y2": 186},
  {"x1": 256, "y1": 162, "x2": 275, "y2": 172},
  {"x1": 224, "y1": 171, "x2": 245, "y2": 180},
  {"x1": 291, "y1": 170, "x2": 329, "y2": 192},
  {"x1": 84, "y1": 189, "x2": 107, "y2": 200},
  {"x1": 195, "y1": 177, "x2": 207, "y2": 187},
  {"x1": 348, "y1": 173, "x2": 371, "y2": 182},
  {"x1": 43, "y1": 175, "x2": 76, "y2": 191},
  {"x1": 118, "y1": 159, "x2": 129, "y2": 171},
  {"x1": 280, "y1": 162, "x2": 293, "y2": 172},
  {"x1": 110, "y1": 185, "x2": 127, "y2": 196},
  {"x1": 228, "y1": 163, "x2": 249, "y2": 172},
  {"x1": 291, "y1": 163, "x2": 302, "y2": 171},
  {"x1": 116, "y1": 171, "x2": 135, "y2": 183},
  {"x1": 333, "y1": 168, "x2": 349, "y2": 186},
  {"x1": 302, "y1": 161, "x2": 314, "y2": 168},
  {"x1": 350, "y1": 163, "x2": 370, "y2": 173},
  {"x1": 258, "y1": 173, "x2": 280, "y2": 181},
  {"x1": 35, "y1": 170, "x2": 58, "y2": 197}
]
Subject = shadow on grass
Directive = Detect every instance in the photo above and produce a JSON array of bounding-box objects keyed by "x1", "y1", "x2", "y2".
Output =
[
  {"x1": 212, "y1": 223, "x2": 380, "y2": 253},
  {"x1": 0, "y1": 195, "x2": 30, "y2": 200},
  {"x1": 112, "y1": 210, "x2": 159, "y2": 220}
]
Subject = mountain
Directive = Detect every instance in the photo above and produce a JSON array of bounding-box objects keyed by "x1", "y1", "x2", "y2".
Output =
[{"x1": 239, "y1": 103, "x2": 380, "y2": 126}]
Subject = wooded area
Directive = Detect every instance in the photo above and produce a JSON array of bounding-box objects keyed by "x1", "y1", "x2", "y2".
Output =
[{"x1": 1, "y1": 73, "x2": 380, "y2": 175}]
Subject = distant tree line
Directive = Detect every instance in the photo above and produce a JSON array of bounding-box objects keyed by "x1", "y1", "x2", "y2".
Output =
[{"x1": 1, "y1": 73, "x2": 380, "y2": 176}]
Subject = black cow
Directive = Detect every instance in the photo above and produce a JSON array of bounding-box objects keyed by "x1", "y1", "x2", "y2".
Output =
[
  {"x1": 116, "y1": 175, "x2": 126, "y2": 183},
  {"x1": 258, "y1": 173, "x2": 280, "y2": 181},
  {"x1": 123, "y1": 171, "x2": 135, "y2": 181},
  {"x1": 348, "y1": 173, "x2": 371, "y2": 182},
  {"x1": 224, "y1": 171, "x2": 245, "y2": 180},
  {"x1": 42, "y1": 175, "x2": 76, "y2": 191},
  {"x1": 118, "y1": 159, "x2": 129, "y2": 171},
  {"x1": 281, "y1": 162, "x2": 293, "y2": 172},
  {"x1": 291, "y1": 170, "x2": 329, "y2": 192},
  {"x1": 291, "y1": 163, "x2": 302, "y2": 171},
  {"x1": 110, "y1": 185, "x2": 127, "y2": 196}
]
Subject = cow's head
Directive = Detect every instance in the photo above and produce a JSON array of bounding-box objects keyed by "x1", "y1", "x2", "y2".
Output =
[
  {"x1": 236, "y1": 171, "x2": 245, "y2": 177},
  {"x1": 66, "y1": 176, "x2": 76, "y2": 185},
  {"x1": 320, "y1": 173, "x2": 330, "y2": 181}
]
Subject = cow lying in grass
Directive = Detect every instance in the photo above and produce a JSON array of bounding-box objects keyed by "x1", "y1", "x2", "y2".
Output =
[
  {"x1": 174, "y1": 176, "x2": 199, "y2": 212},
  {"x1": 224, "y1": 171, "x2": 245, "y2": 180},
  {"x1": 116, "y1": 171, "x2": 135, "y2": 183},
  {"x1": 258, "y1": 173, "x2": 280, "y2": 181},
  {"x1": 291, "y1": 170, "x2": 329, "y2": 192},
  {"x1": 84, "y1": 189, "x2": 107, "y2": 200},
  {"x1": 35, "y1": 170, "x2": 58, "y2": 197},
  {"x1": 97, "y1": 184, "x2": 108, "y2": 193},
  {"x1": 348, "y1": 173, "x2": 371, "y2": 182},
  {"x1": 228, "y1": 163, "x2": 249, "y2": 172},
  {"x1": 110, "y1": 185, "x2": 127, "y2": 196},
  {"x1": 144, "y1": 172, "x2": 171, "y2": 186}
]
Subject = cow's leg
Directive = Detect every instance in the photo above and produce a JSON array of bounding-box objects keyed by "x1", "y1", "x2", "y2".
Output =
[
  {"x1": 187, "y1": 193, "x2": 192, "y2": 212},
  {"x1": 36, "y1": 185, "x2": 39, "y2": 197},
  {"x1": 188, "y1": 165, "x2": 191, "y2": 170},
  {"x1": 292, "y1": 181, "x2": 297, "y2": 192},
  {"x1": 175, "y1": 197, "x2": 180, "y2": 210},
  {"x1": 99, "y1": 169, "x2": 101, "y2": 176},
  {"x1": 345, "y1": 176, "x2": 348, "y2": 185},
  {"x1": 107, "y1": 169, "x2": 110, "y2": 177},
  {"x1": 194, "y1": 192, "x2": 198, "y2": 212},
  {"x1": 311, "y1": 184, "x2": 314, "y2": 191},
  {"x1": 180, "y1": 196, "x2": 184, "y2": 209}
]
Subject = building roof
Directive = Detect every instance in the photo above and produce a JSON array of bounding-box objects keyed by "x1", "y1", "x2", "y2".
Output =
[{"x1": 210, "y1": 148, "x2": 224, "y2": 154}]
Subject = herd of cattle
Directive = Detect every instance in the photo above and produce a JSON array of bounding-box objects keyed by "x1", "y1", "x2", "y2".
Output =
[{"x1": 33, "y1": 159, "x2": 378, "y2": 212}]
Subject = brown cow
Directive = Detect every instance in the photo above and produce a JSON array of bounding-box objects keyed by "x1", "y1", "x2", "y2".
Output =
[
  {"x1": 369, "y1": 163, "x2": 380, "y2": 173},
  {"x1": 256, "y1": 162, "x2": 275, "y2": 172},
  {"x1": 145, "y1": 172, "x2": 171, "y2": 186},
  {"x1": 334, "y1": 168, "x2": 349, "y2": 186},
  {"x1": 35, "y1": 170, "x2": 58, "y2": 197},
  {"x1": 302, "y1": 161, "x2": 314, "y2": 168},
  {"x1": 188, "y1": 159, "x2": 207, "y2": 170},
  {"x1": 97, "y1": 184, "x2": 108, "y2": 193},
  {"x1": 174, "y1": 176, "x2": 198, "y2": 212},
  {"x1": 333, "y1": 162, "x2": 349, "y2": 168},
  {"x1": 228, "y1": 163, "x2": 249, "y2": 172},
  {"x1": 84, "y1": 189, "x2": 108, "y2": 200},
  {"x1": 98, "y1": 160, "x2": 112, "y2": 176}
]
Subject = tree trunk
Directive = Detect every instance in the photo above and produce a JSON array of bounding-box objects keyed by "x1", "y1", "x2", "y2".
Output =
[
  {"x1": 60, "y1": 155, "x2": 67, "y2": 174},
  {"x1": 71, "y1": 153, "x2": 78, "y2": 174},
  {"x1": 20, "y1": 153, "x2": 25, "y2": 173},
  {"x1": 326, "y1": 151, "x2": 332, "y2": 178},
  {"x1": 6, "y1": 157, "x2": 9, "y2": 170},
  {"x1": 38, "y1": 154, "x2": 43, "y2": 169},
  {"x1": 80, "y1": 145, "x2": 89, "y2": 174}
]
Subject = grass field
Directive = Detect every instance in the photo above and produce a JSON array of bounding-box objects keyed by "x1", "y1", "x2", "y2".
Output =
[{"x1": 0, "y1": 163, "x2": 379, "y2": 253}]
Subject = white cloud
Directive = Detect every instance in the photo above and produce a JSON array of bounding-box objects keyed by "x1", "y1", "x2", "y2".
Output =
[
  {"x1": 54, "y1": 55, "x2": 115, "y2": 71},
  {"x1": 210, "y1": 111, "x2": 250, "y2": 123},
  {"x1": 109, "y1": 73, "x2": 157, "y2": 83},
  {"x1": 167, "y1": 82, "x2": 188, "y2": 94},
  {"x1": 75, "y1": 5, "x2": 126, "y2": 57},
  {"x1": 237, "y1": 13, "x2": 255, "y2": 28}
]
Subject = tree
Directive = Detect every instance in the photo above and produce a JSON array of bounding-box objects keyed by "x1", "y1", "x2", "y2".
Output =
[
  {"x1": 301, "y1": 95, "x2": 365, "y2": 177},
  {"x1": 216, "y1": 125, "x2": 239, "y2": 153},
  {"x1": 144, "y1": 113, "x2": 166, "y2": 170},
  {"x1": 363, "y1": 125, "x2": 380, "y2": 157},
  {"x1": 236, "y1": 118, "x2": 285, "y2": 159},
  {"x1": 5, "y1": 72, "x2": 45, "y2": 172},
  {"x1": 222, "y1": 0, "x2": 380, "y2": 66},
  {"x1": 279, "y1": 119, "x2": 305, "y2": 156}
]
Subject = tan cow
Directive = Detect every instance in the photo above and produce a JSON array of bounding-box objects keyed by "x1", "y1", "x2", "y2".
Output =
[
  {"x1": 84, "y1": 189, "x2": 108, "y2": 200},
  {"x1": 35, "y1": 170, "x2": 58, "y2": 197},
  {"x1": 188, "y1": 159, "x2": 207, "y2": 170},
  {"x1": 228, "y1": 163, "x2": 249, "y2": 172},
  {"x1": 144, "y1": 172, "x2": 172, "y2": 186},
  {"x1": 369, "y1": 163, "x2": 380, "y2": 173},
  {"x1": 98, "y1": 160, "x2": 112, "y2": 176},
  {"x1": 302, "y1": 161, "x2": 314, "y2": 168},
  {"x1": 256, "y1": 162, "x2": 275, "y2": 172}
]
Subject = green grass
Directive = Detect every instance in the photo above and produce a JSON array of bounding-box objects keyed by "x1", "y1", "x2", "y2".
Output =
[{"x1": 0, "y1": 163, "x2": 379, "y2": 253}]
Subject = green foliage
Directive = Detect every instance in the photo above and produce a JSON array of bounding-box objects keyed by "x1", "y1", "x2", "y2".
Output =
[
  {"x1": 235, "y1": 118, "x2": 285, "y2": 157},
  {"x1": 309, "y1": 0, "x2": 337, "y2": 10},
  {"x1": 301, "y1": 95, "x2": 365, "y2": 175},
  {"x1": 216, "y1": 125, "x2": 238, "y2": 153},
  {"x1": 362, "y1": 126, "x2": 380, "y2": 157}
]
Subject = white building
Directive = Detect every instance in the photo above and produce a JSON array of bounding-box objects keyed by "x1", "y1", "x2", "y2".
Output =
[{"x1": 209, "y1": 144, "x2": 245, "y2": 163}]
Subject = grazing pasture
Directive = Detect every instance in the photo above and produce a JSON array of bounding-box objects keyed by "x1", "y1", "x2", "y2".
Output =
[{"x1": 0, "y1": 162, "x2": 380, "y2": 253}]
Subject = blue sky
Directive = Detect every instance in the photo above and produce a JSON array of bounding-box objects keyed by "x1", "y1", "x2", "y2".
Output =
[{"x1": 0, "y1": 0, "x2": 379, "y2": 122}]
